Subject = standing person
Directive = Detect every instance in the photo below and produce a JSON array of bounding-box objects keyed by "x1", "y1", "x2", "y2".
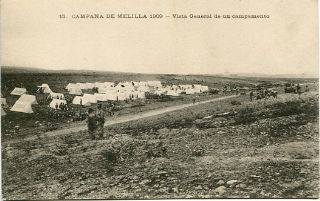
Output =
[
  {"x1": 296, "y1": 84, "x2": 301, "y2": 95},
  {"x1": 87, "y1": 108, "x2": 97, "y2": 140},
  {"x1": 96, "y1": 104, "x2": 106, "y2": 139},
  {"x1": 305, "y1": 85, "x2": 309, "y2": 92},
  {"x1": 250, "y1": 90, "x2": 254, "y2": 102}
]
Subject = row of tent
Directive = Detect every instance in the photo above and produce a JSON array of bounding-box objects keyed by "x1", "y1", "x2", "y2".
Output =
[
  {"x1": 72, "y1": 91, "x2": 146, "y2": 106},
  {"x1": 3, "y1": 82, "x2": 209, "y2": 114}
]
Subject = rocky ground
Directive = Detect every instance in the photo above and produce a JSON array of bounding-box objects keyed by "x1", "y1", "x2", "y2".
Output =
[{"x1": 2, "y1": 92, "x2": 319, "y2": 199}]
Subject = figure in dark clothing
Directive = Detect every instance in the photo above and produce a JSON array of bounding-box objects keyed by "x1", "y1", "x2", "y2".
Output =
[
  {"x1": 96, "y1": 104, "x2": 105, "y2": 138},
  {"x1": 87, "y1": 108, "x2": 97, "y2": 140},
  {"x1": 305, "y1": 85, "x2": 309, "y2": 92},
  {"x1": 250, "y1": 91, "x2": 254, "y2": 102},
  {"x1": 297, "y1": 84, "x2": 302, "y2": 95}
]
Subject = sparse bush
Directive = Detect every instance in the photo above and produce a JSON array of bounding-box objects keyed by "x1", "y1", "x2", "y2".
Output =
[
  {"x1": 234, "y1": 106, "x2": 258, "y2": 125},
  {"x1": 231, "y1": 100, "x2": 241, "y2": 105},
  {"x1": 101, "y1": 149, "x2": 118, "y2": 164},
  {"x1": 55, "y1": 144, "x2": 68, "y2": 156}
]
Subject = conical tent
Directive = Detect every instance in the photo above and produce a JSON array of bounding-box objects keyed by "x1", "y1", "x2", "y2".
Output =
[
  {"x1": 36, "y1": 84, "x2": 52, "y2": 93},
  {"x1": 66, "y1": 83, "x2": 77, "y2": 91},
  {"x1": 10, "y1": 101, "x2": 34, "y2": 113},
  {"x1": 10, "y1": 87, "x2": 27, "y2": 96}
]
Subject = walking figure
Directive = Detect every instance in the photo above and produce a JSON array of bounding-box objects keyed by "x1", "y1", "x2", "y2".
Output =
[{"x1": 87, "y1": 108, "x2": 97, "y2": 140}]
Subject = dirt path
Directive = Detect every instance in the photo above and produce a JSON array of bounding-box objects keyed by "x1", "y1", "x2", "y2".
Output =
[{"x1": 6, "y1": 95, "x2": 238, "y2": 145}]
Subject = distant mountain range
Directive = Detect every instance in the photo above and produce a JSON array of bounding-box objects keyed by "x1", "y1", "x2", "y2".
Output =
[{"x1": 1, "y1": 66, "x2": 318, "y2": 79}]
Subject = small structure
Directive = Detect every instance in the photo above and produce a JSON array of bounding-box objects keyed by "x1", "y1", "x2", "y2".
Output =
[
  {"x1": 10, "y1": 94, "x2": 37, "y2": 113},
  {"x1": 36, "y1": 84, "x2": 52, "y2": 93},
  {"x1": 69, "y1": 87, "x2": 83, "y2": 95},
  {"x1": 49, "y1": 99, "x2": 67, "y2": 109},
  {"x1": 82, "y1": 94, "x2": 97, "y2": 105},
  {"x1": 1, "y1": 98, "x2": 8, "y2": 108},
  {"x1": 72, "y1": 96, "x2": 84, "y2": 105},
  {"x1": 48, "y1": 92, "x2": 65, "y2": 100},
  {"x1": 10, "y1": 87, "x2": 27, "y2": 96}
]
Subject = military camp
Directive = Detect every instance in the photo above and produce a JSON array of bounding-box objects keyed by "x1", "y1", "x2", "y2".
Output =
[{"x1": 1, "y1": 68, "x2": 318, "y2": 199}]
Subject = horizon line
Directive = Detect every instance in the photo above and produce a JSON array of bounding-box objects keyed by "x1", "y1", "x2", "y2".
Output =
[{"x1": 1, "y1": 65, "x2": 318, "y2": 78}]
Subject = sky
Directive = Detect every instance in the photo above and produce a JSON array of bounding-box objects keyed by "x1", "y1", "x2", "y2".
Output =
[{"x1": 1, "y1": 0, "x2": 318, "y2": 76}]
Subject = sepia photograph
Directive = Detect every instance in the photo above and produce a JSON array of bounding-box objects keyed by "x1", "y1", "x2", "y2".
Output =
[{"x1": 1, "y1": 0, "x2": 319, "y2": 199}]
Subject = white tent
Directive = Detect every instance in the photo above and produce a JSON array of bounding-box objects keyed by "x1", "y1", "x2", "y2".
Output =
[
  {"x1": 10, "y1": 101, "x2": 33, "y2": 113},
  {"x1": 85, "y1": 83, "x2": 95, "y2": 89},
  {"x1": 185, "y1": 88, "x2": 197, "y2": 95},
  {"x1": 167, "y1": 90, "x2": 179, "y2": 96},
  {"x1": 37, "y1": 84, "x2": 52, "y2": 93},
  {"x1": 69, "y1": 87, "x2": 83, "y2": 95},
  {"x1": 147, "y1": 81, "x2": 162, "y2": 87},
  {"x1": 1, "y1": 98, "x2": 8, "y2": 107},
  {"x1": 66, "y1": 83, "x2": 78, "y2": 91},
  {"x1": 137, "y1": 85, "x2": 150, "y2": 92},
  {"x1": 18, "y1": 94, "x2": 37, "y2": 104},
  {"x1": 117, "y1": 92, "x2": 127, "y2": 101},
  {"x1": 49, "y1": 99, "x2": 67, "y2": 109},
  {"x1": 48, "y1": 92, "x2": 65, "y2": 100},
  {"x1": 94, "y1": 82, "x2": 105, "y2": 88},
  {"x1": 94, "y1": 93, "x2": 108, "y2": 102},
  {"x1": 104, "y1": 82, "x2": 114, "y2": 87},
  {"x1": 105, "y1": 93, "x2": 118, "y2": 101},
  {"x1": 10, "y1": 87, "x2": 27, "y2": 96},
  {"x1": 10, "y1": 94, "x2": 37, "y2": 113},
  {"x1": 72, "y1": 96, "x2": 85, "y2": 105},
  {"x1": 82, "y1": 94, "x2": 97, "y2": 105},
  {"x1": 137, "y1": 91, "x2": 145, "y2": 99},
  {"x1": 201, "y1": 86, "x2": 209, "y2": 92},
  {"x1": 98, "y1": 87, "x2": 116, "y2": 94},
  {"x1": 1, "y1": 108, "x2": 6, "y2": 116}
]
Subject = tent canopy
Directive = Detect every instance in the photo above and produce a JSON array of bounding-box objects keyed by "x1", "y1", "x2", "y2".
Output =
[
  {"x1": 36, "y1": 84, "x2": 52, "y2": 93},
  {"x1": 82, "y1": 94, "x2": 97, "y2": 105},
  {"x1": 49, "y1": 99, "x2": 67, "y2": 109},
  {"x1": 17, "y1": 94, "x2": 37, "y2": 104},
  {"x1": 69, "y1": 87, "x2": 83, "y2": 95},
  {"x1": 72, "y1": 96, "x2": 88, "y2": 105},
  {"x1": 11, "y1": 94, "x2": 37, "y2": 113},
  {"x1": 10, "y1": 87, "x2": 27, "y2": 96}
]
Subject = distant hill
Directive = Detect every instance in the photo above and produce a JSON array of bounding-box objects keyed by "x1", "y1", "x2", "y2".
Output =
[
  {"x1": 216, "y1": 72, "x2": 318, "y2": 79},
  {"x1": 1, "y1": 66, "x2": 149, "y2": 76},
  {"x1": 2, "y1": 66, "x2": 318, "y2": 79}
]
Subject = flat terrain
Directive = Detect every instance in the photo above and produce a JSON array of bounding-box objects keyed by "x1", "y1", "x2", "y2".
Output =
[{"x1": 1, "y1": 69, "x2": 318, "y2": 199}]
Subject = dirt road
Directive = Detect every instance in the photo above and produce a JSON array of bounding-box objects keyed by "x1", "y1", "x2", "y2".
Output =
[{"x1": 6, "y1": 95, "x2": 238, "y2": 145}]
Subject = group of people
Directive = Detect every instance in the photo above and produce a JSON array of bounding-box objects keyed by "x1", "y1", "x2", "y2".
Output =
[
  {"x1": 249, "y1": 88, "x2": 278, "y2": 101},
  {"x1": 54, "y1": 102, "x2": 69, "y2": 111}
]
